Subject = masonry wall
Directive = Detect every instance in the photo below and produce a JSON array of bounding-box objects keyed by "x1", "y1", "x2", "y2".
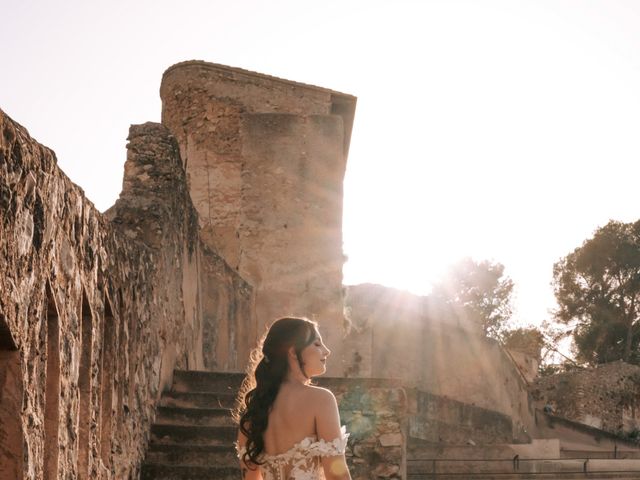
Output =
[
  {"x1": 407, "y1": 389, "x2": 514, "y2": 445},
  {"x1": 531, "y1": 361, "x2": 640, "y2": 436},
  {"x1": 0, "y1": 338, "x2": 22, "y2": 479},
  {"x1": 160, "y1": 61, "x2": 356, "y2": 375},
  {"x1": 343, "y1": 284, "x2": 536, "y2": 440},
  {"x1": 506, "y1": 349, "x2": 539, "y2": 384},
  {"x1": 319, "y1": 377, "x2": 408, "y2": 480},
  {"x1": 0, "y1": 110, "x2": 253, "y2": 479},
  {"x1": 199, "y1": 247, "x2": 255, "y2": 371}
]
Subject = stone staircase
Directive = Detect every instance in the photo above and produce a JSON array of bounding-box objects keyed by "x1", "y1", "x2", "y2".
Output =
[
  {"x1": 141, "y1": 371, "x2": 244, "y2": 480},
  {"x1": 142, "y1": 371, "x2": 640, "y2": 480}
]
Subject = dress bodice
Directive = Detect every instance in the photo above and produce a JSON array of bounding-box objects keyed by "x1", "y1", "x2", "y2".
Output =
[{"x1": 236, "y1": 426, "x2": 349, "y2": 480}]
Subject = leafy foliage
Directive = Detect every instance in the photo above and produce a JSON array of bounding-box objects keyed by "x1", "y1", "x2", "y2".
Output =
[
  {"x1": 553, "y1": 220, "x2": 640, "y2": 365},
  {"x1": 503, "y1": 326, "x2": 546, "y2": 355},
  {"x1": 431, "y1": 258, "x2": 514, "y2": 339},
  {"x1": 537, "y1": 359, "x2": 583, "y2": 377}
]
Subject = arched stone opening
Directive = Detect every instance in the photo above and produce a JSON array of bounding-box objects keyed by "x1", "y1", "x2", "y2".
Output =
[
  {"x1": 127, "y1": 290, "x2": 138, "y2": 413},
  {"x1": 43, "y1": 285, "x2": 60, "y2": 480},
  {"x1": 0, "y1": 313, "x2": 24, "y2": 480},
  {"x1": 100, "y1": 296, "x2": 116, "y2": 469},
  {"x1": 76, "y1": 291, "x2": 93, "y2": 480},
  {"x1": 116, "y1": 289, "x2": 125, "y2": 428}
]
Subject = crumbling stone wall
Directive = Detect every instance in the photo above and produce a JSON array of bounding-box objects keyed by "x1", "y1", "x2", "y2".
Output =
[
  {"x1": 160, "y1": 61, "x2": 356, "y2": 374},
  {"x1": 0, "y1": 330, "x2": 22, "y2": 479},
  {"x1": 343, "y1": 284, "x2": 536, "y2": 440},
  {"x1": 503, "y1": 329, "x2": 544, "y2": 384},
  {"x1": 407, "y1": 389, "x2": 514, "y2": 445},
  {"x1": 505, "y1": 349, "x2": 539, "y2": 384},
  {"x1": 532, "y1": 361, "x2": 640, "y2": 436},
  {"x1": 199, "y1": 248, "x2": 254, "y2": 371},
  {"x1": 0, "y1": 109, "x2": 253, "y2": 479},
  {"x1": 319, "y1": 377, "x2": 407, "y2": 480}
]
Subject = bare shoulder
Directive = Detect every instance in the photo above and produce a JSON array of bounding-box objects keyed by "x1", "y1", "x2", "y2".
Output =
[
  {"x1": 303, "y1": 385, "x2": 337, "y2": 403},
  {"x1": 305, "y1": 386, "x2": 342, "y2": 442},
  {"x1": 302, "y1": 385, "x2": 339, "y2": 417}
]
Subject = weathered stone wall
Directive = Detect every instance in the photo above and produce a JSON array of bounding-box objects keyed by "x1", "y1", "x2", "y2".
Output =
[
  {"x1": 160, "y1": 61, "x2": 356, "y2": 375},
  {"x1": 199, "y1": 247, "x2": 255, "y2": 371},
  {"x1": 343, "y1": 284, "x2": 536, "y2": 439},
  {"x1": 531, "y1": 361, "x2": 640, "y2": 436},
  {"x1": 506, "y1": 349, "x2": 539, "y2": 384},
  {"x1": 407, "y1": 389, "x2": 514, "y2": 445},
  {"x1": 503, "y1": 329, "x2": 543, "y2": 384},
  {"x1": 0, "y1": 110, "x2": 253, "y2": 479},
  {"x1": 319, "y1": 377, "x2": 407, "y2": 480},
  {"x1": 0, "y1": 343, "x2": 23, "y2": 479}
]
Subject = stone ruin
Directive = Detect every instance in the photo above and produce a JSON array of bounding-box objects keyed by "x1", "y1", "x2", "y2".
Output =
[
  {"x1": 532, "y1": 361, "x2": 640, "y2": 436},
  {"x1": 159, "y1": 62, "x2": 356, "y2": 374},
  {"x1": 0, "y1": 112, "x2": 253, "y2": 478},
  {"x1": 2, "y1": 61, "x2": 639, "y2": 480},
  {"x1": 0, "y1": 61, "x2": 380, "y2": 479}
]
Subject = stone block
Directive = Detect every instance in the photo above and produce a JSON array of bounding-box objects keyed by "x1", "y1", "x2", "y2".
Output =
[{"x1": 379, "y1": 433, "x2": 403, "y2": 447}]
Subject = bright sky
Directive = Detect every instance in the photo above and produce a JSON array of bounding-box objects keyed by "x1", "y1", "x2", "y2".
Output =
[{"x1": 2, "y1": 0, "x2": 640, "y2": 330}]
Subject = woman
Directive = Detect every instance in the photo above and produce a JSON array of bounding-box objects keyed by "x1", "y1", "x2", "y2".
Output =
[{"x1": 233, "y1": 317, "x2": 352, "y2": 480}]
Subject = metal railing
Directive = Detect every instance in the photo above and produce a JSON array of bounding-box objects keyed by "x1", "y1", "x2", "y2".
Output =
[{"x1": 561, "y1": 447, "x2": 640, "y2": 460}]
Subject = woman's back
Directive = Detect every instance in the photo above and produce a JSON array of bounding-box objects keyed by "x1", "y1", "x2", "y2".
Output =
[
  {"x1": 234, "y1": 317, "x2": 351, "y2": 480},
  {"x1": 263, "y1": 383, "x2": 320, "y2": 455}
]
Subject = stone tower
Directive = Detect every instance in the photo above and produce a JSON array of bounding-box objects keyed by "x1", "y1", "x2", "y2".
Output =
[{"x1": 160, "y1": 61, "x2": 356, "y2": 373}]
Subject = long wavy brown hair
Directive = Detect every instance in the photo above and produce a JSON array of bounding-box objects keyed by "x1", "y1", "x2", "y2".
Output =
[{"x1": 232, "y1": 317, "x2": 319, "y2": 466}]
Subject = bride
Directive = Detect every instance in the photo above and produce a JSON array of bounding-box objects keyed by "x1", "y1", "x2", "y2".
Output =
[{"x1": 233, "y1": 317, "x2": 352, "y2": 480}]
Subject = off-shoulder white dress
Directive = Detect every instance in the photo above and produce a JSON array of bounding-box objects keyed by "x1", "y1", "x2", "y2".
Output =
[{"x1": 236, "y1": 426, "x2": 349, "y2": 480}]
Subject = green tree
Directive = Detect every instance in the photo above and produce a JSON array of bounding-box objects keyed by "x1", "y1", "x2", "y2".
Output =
[
  {"x1": 431, "y1": 258, "x2": 514, "y2": 339},
  {"x1": 502, "y1": 327, "x2": 544, "y2": 358},
  {"x1": 553, "y1": 220, "x2": 640, "y2": 365}
]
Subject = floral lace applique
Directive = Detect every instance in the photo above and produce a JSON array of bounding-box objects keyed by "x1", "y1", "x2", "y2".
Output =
[{"x1": 236, "y1": 426, "x2": 349, "y2": 480}]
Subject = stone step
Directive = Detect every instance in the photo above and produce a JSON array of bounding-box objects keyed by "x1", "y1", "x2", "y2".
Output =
[
  {"x1": 145, "y1": 444, "x2": 237, "y2": 467},
  {"x1": 172, "y1": 370, "x2": 245, "y2": 394},
  {"x1": 150, "y1": 425, "x2": 236, "y2": 447},
  {"x1": 141, "y1": 371, "x2": 247, "y2": 478},
  {"x1": 159, "y1": 391, "x2": 236, "y2": 409},
  {"x1": 156, "y1": 406, "x2": 235, "y2": 427},
  {"x1": 140, "y1": 464, "x2": 239, "y2": 480}
]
